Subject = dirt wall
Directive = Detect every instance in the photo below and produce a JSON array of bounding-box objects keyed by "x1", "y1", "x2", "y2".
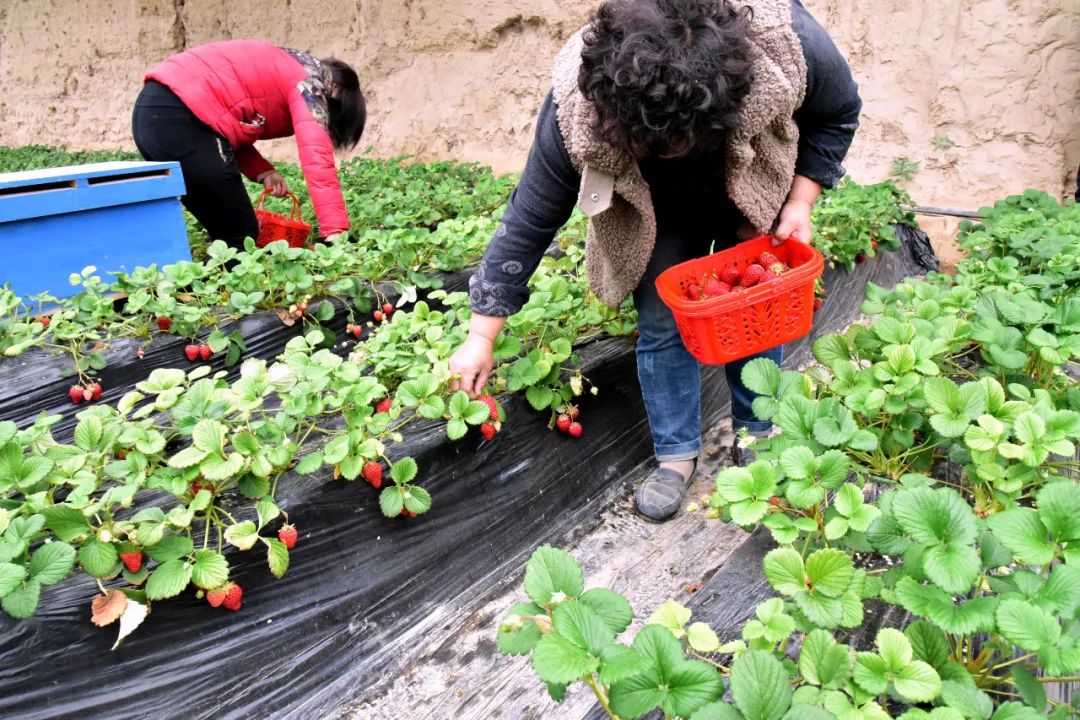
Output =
[{"x1": 1, "y1": 0, "x2": 1077, "y2": 210}]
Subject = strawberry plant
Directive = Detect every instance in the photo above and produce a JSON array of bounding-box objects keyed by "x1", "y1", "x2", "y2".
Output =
[{"x1": 812, "y1": 179, "x2": 915, "y2": 270}]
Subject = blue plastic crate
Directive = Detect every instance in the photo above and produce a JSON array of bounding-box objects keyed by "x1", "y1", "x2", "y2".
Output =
[{"x1": 0, "y1": 161, "x2": 190, "y2": 300}]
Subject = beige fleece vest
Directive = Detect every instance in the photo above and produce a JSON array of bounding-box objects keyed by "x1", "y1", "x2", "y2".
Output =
[{"x1": 551, "y1": 0, "x2": 807, "y2": 308}]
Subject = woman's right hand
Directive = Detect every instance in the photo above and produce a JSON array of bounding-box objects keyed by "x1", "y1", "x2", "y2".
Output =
[{"x1": 449, "y1": 333, "x2": 496, "y2": 399}]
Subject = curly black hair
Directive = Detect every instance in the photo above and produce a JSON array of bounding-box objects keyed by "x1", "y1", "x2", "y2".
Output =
[{"x1": 578, "y1": 0, "x2": 754, "y2": 158}]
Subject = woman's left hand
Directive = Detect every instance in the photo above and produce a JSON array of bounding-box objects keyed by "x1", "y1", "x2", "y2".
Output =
[
  {"x1": 259, "y1": 171, "x2": 290, "y2": 197},
  {"x1": 772, "y1": 198, "x2": 814, "y2": 246}
]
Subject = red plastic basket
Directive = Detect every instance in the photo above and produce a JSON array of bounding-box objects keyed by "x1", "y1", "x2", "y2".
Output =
[
  {"x1": 254, "y1": 190, "x2": 311, "y2": 248},
  {"x1": 655, "y1": 235, "x2": 824, "y2": 365}
]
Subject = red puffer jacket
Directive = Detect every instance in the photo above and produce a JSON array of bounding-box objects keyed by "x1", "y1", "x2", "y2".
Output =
[{"x1": 147, "y1": 40, "x2": 349, "y2": 235}]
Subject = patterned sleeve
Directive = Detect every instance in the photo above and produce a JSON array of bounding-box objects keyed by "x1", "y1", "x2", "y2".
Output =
[{"x1": 469, "y1": 93, "x2": 580, "y2": 317}]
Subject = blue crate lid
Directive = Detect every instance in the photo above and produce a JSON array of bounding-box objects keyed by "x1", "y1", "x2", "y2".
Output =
[{"x1": 0, "y1": 161, "x2": 187, "y2": 223}]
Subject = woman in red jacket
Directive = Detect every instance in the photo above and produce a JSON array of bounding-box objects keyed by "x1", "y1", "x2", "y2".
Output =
[{"x1": 132, "y1": 40, "x2": 365, "y2": 248}]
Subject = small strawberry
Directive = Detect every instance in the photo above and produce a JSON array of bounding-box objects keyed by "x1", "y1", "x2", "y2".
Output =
[
  {"x1": 568, "y1": 422, "x2": 583, "y2": 438},
  {"x1": 813, "y1": 297, "x2": 824, "y2": 312},
  {"x1": 401, "y1": 509, "x2": 417, "y2": 518},
  {"x1": 373, "y1": 311, "x2": 385, "y2": 323},
  {"x1": 855, "y1": 252, "x2": 868, "y2": 264},
  {"x1": 295, "y1": 302, "x2": 308, "y2": 315},
  {"x1": 278, "y1": 524, "x2": 298, "y2": 550},
  {"x1": 223, "y1": 582, "x2": 243, "y2": 611},
  {"x1": 480, "y1": 422, "x2": 497, "y2": 441},
  {"x1": 720, "y1": 267, "x2": 741, "y2": 285},
  {"x1": 686, "y1": 283, "x2": 701, "y2": 301},
  {"x1": 206, "y1": 586, "x2": 229, "y2": 608},
  {"x1": 376, "y1": 398, "x2": 392, "y2": 414},
  {"x1": 556, "y1": 413, "x2": 572, "y2": 433},
  {"x1": 478, "y1": 395, "x2": 499, "y2": 421},
  {"x1": 758, "y1": 251, "x2": 780, "y2": 268},
  {"x1": 136, "y1": 348, "x2": 145, "y2": 359},
  {"x1": 362, "y1": 461, "x2": 383, "y2": 489},
  {"x1": 155, "y1": 316, "x2": 172, "y2": 332},
  {"x1": 769, "y1": 496, "x2": 782, "y2": 507},
  {"x1": 199, "y1": 345, "x2": 212, "y2": 361},
  {"x1": 871, "y1": 241, "x2": 879, "y2": 250},
  {"x1": 567, "y1": 407, "x2": 580, "y2": 421},
  {"x1": 69, "y1": 386, "x2": 84, "y2": 404},
  {"x1": 38, "y1": 316, "x2": 51, "y2": 329},
  {"x1": 740, "y1": 264, "x2": 766, "y2": 287},
  {"x1": 382, "y1": 303, "x2": 394, "y2": 315},
  {"x1": 703, "y1": 277, "x2": 732, "y2": 297},
  {"x1": 351, "y1": 324, "x2": 364, "y2": 338},
  {"x1": 88, "y1": 382, "x2": 103, "y2": 402},
  {"x1": 184, "y1": 344, "x2": 200, "y2": 362},
  {"x1": 119, "y1": 550, "x2": 143, "y2": 573}
]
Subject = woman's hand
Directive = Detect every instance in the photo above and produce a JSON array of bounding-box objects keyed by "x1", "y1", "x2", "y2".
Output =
[
  {"x1": 772, "y1": 174, "x2": 822, "y2": 246},
  {"x1": 258, "y1": 170, "x2": 289, "y2": 197},
  {"x1": 773, "y1": 198, "x2": 814, "y2": 246},
  {"x1": 449, "y1": 333, "x2": 496, "y2": 399}
]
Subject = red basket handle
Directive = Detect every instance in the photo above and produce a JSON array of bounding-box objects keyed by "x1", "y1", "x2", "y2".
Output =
[{"x1": 255, "y1": 190, "x2": 303, "y2": 220}]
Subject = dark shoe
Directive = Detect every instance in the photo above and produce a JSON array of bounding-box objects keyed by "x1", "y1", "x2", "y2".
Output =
[{"x1": 635, "y1": 461, "x2": 697, "y2": 522}]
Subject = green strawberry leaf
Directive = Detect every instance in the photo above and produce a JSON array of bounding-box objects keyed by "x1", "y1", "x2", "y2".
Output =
[
  {"x1": 28, "y1": 542, "x2": 76, "y2": 586},
  {"x1": 496, "y1": 602, "x2": 545, "y2": 656},
  {"x1": 266, "y1": 538, "x2": 290, "y2": 579},
  {"x1": 1, "y1": 579, "x2": 40, "y2": 619},
  {"x1": 145, "y1": 558, "x2": 192, "y2": 600},
  {"x1": 580, "y1": 587, "x2": 633, "y2": 636},
  {"x1": 79, "y1": 539, "x2": 118, "y2": 578},
  {"x1": 731, "y1": 649, "x2": 792, "y2": 720},
  {"x1": 523, "y1": 546, "x2": 584, "y2": 607},
  {"x1": 531, "y1": 633, "x2": 597, "y2": 685},
  {"x1": 190, "y1": 549, "x2": 229, "y2": 589}
]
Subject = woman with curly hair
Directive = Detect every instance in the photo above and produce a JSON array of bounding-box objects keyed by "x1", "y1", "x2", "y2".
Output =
[{"x1": 451, "y1": 0, "x2": 862, "y2": 521}]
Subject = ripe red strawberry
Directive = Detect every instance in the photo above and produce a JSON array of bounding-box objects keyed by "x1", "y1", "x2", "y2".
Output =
[
  {"x1": 88, "y1": 382, "x2": 103, "y2": 402},
  {"x1": 68, "y1": 386, "x2": 84, "y2": 404},
  {"x1": 556, "y1": 413, "x2": 572, "y2": 432},
  {"x1": 813, "y1": 297, "x2": 824, "y2": 312},
  {"x1": 382, "y1": 303, "x2": 394, "y2": 315},
  {"x1": 703, "y1": 277, "x2": 732, "y2": 297},
  {"x1": 223, "y1": 582, "x2": 243, "y2": 611},
  {"x1": 374, "y1": 311, "x2": 386, "y2": 323},
  {"x1": 206, "y1": 586, "x2": 229, "y2": 608},
  {"x1": 401, "y1": 509, "x2": 417, "y2": 518},
  {"x1": 871, "y1": 241, "x2": 879, "y2": 250},
  {"x1": 278, "y1": 524, "x2": 298, "y2": 549},
  {"x1": 155, "y1": 316, "x2": 172, "y2": 331},
  {"x1": 720, "y1": 267, "x2": 741, "y2": 285},
  {"x1": 119, "y1": 550, "x2": 143, "y2": 573},
  {"x1": 686, "y1": 283, "x2": 701, "y2": 301},
  {"x1": 38, "y1": 316, "x2": 51, "y2": 329},
  {"x1": 184, "y1": 344, "x2": 200, "y2": 362},
  {"x1": 480, "y1": 422, "x2": 497, "y2": 441},
  {"x1": 478, "y1": 395, "x2": 499, "y2": 421},
  {"x1": 855, "y1": 252, "x2": 868, "y2": 264},
  {"x1": 758, "y1": 251, "x2": 780, "y2": 268},
  {"x1": 351, "y1": 324, "x2": 364, "y2": 338},
  {"x1": 376, "y1": 398, "x2": 392, "y2": 414},
  {"x1": 362, "y1": 461, "x2": 383, "y2": 489},
  {"x1": 568, "y1": 422, "x2": 583, "y2": 438},
  {"x1": 740, "y1": 264, "x2": 766, "y2": 287},
  {"x1": 769, "y1": 496, "x2": 782, "y2": 506},
  {"x1": 199, "y1": 345, "x2": 212, "y2": 361}
]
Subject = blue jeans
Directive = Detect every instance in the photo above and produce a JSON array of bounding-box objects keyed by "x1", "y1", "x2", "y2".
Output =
[{"x1": 632, "y1": 228, "x2": 783, "y2": 462}]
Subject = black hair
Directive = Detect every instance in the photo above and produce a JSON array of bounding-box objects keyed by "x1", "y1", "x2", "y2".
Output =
[
  {"x1": 322, "y1": 58, "x2": 366, "y2": 151},
  {"x1": 578, "y1": 0, "x2": 754, "y2": 158}
]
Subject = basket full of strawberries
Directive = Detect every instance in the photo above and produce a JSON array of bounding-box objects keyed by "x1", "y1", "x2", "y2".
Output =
[{"x1": 654, "y1": 235, "x2": 824, "y2": 365}]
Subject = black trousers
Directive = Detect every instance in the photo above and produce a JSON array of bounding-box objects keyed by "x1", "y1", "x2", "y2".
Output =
[{"x1": 132, "y1": 81, "x2": 258, "y2": 249}]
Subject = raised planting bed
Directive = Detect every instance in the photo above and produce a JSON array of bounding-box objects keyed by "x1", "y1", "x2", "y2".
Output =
[{"x1": 0, "y1": 237, "x2": 935, "y2": 720}]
